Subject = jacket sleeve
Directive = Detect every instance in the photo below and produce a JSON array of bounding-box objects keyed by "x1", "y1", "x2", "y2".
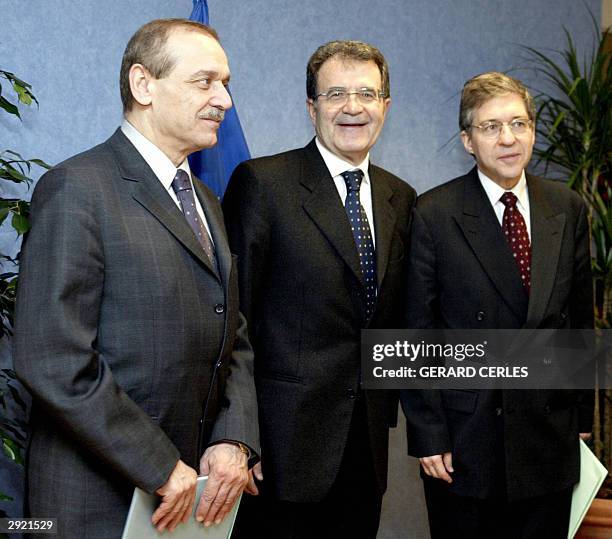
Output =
[
  {"x1": 13, "y1": 167, "x2": 179, "y2": 494},
  {"x1": 400, "y1": 206, "x2": 452, "y2": 457}
]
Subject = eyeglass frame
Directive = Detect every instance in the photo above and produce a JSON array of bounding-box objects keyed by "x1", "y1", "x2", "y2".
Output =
[
  {"x1": 469, "y1": 118, "x2": 534, "y2": 138},
  {"x1": 314, "y1": 87, "x2": 388, "y2": 105}
]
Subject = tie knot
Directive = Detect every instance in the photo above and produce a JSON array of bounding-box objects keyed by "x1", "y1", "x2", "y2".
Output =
[
  {"x1": 500, "y1": 192, "x2": 518, "y2": 208},
  {"x1": 172, "y1": 169, "x2": 191, "y2": 193},
  {"x1": 341, "y1": 169, "x2": 364, "y2": 192}
]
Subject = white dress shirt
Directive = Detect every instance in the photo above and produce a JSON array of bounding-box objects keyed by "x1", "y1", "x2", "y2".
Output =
[
  {"x1": 315, "y1": 138, "x2": 376, "y2": 246},
  {"x1": 478, "y1": 169, "x2": 531, "y2": 240},
  {"x1": 121, "y1": 119, "x2": 214, "y2": 241}
]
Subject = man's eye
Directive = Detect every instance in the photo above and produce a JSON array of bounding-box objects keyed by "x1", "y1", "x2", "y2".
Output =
[
  {"x1": 360, "y1": 90, "x2": 376, "y2": 99},
  {"x1": 328, "y1": 90, "x2": 346, "y2": 99},
  {"x1": 512, "y1": 120, "x2": 527, "y2": 129},
  {"x1": 483, "y1": 123, "x2": 500, "y2": 132},
  {"x1": 195, "y1": 79, "x2": 210, "y2": 88}
]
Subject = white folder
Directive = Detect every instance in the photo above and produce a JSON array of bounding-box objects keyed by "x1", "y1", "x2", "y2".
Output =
[
  {"x1": 122, "y1": 476, "x2": 241, "y2": 539},
  {"x1": 568, "y1": 440, "x2": 608, "y2": 538}
]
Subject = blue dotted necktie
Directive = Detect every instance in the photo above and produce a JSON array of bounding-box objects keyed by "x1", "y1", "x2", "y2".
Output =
[
  {"x1": 342, "y1": 170, "x2": 377, "y2": 318},
  {"x1": 172, "y1": 169, "x2": 217, "y2": 270}
]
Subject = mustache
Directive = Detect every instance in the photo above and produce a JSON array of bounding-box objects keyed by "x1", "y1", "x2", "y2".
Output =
[{"x1": 198, "y1": 108, "x2": 225, "y2": 122}]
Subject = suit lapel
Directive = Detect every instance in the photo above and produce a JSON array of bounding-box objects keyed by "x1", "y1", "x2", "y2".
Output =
[
  {"x1": 300, "y1": 140, "x2": 364, "y2": 287},
  {"x1": 108, "y1": 129, "x2": 219, "y2": 278},
  {"x1": 454, "y1": 168, "x2": 528, "y2": 321},
  {"x1": 525, "y1": 175, "x2": 565, "y2": 326},
  {"x1": 370, "y1": 166, "x2": 397, "y2": 288}
]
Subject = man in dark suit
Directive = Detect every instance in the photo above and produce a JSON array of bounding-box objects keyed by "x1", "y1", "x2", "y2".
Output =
[
  {"x1": 13, "y1": 19, "x2": 259, "y2": 538},
  {"x1": 223, "y1": 40, "x2": 416, "y2": 538},
  {"x1": 401, "y1": 72, "x2": 593, "y2": 538}
]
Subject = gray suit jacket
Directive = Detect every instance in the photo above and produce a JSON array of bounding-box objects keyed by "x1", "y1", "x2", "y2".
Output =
[
  {"x1": 13, "y1": 129, "x2": 259, "y2": 538},
  {"x1": 401, "y1": 167, "x2": 593, "y2": 501}
]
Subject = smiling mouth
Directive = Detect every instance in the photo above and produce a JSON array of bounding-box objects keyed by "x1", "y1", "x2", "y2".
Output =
[{"x1": 498, "y1": 153, "x2": 520, "y2": 161}]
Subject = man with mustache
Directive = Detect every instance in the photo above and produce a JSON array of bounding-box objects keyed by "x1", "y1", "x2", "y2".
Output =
[
  {"x1": 14, "y1": 19, "x2": 259, "y2": 538},
  {"x1": 223, "y1": 40, "x2": 416, "y2": 538},
  {"x1": 401, "y1": 72, "x2": 593, "y2": 538}
]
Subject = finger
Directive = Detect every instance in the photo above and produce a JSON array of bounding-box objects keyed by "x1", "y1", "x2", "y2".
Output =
[
  {"x1": 156, "y1": 497, "x2": 184, "y2": 532},
  {"x1": 432, "y1": 459, "x2": 452, "y2": 483},
  {"x1": 443, "y1": 452, "x2": 454, "y2": 473},
  {"x1": 168, "y1": 495, "x2": 190, "y2": 533},
  {"x1": 177, "y1": 486, "x2": 196, "y2": 528},
  {"x1": 196, "y1": 478, "x2": 220, "y2": 523},
  {"x1": 213, "y1": 485, "x2": 243, "y2": 525},
  {"x1": 203, "y1": 483, "x2": 232, "y2": 525},
  {"x1": 419, "y1": 458, "x2": 435, "y2": 477},
  {"x1": 151, "y1": 498, "x2": 172, "y2": 526},
  {"x1": 245, "y1": 472, "x2": 259, "y2": 496}
]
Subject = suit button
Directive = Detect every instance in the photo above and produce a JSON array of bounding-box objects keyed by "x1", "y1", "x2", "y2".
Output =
[
  {"x1": 347, "y1": 389, "x2": 356, "y2": 399},
  {"x1": 216, "y1": 360, "x2": 223, "y2": 369},
  {"x1": 495, "y1": 407, "x2": 503, "y2": 416},
  {"x1": 476, "y1": 311, "x2": 485, "y2": 321},
  {"x1": 215, "y1": 303, "x2": 225, "y2": 314}
]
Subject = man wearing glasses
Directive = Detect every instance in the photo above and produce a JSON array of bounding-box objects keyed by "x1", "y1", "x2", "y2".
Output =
[
  {"x1": 223, "y1": 40, "x2": 416, "y2": 538},
  {"x1": 401, "y1": 72, "x2": 593, "y2": 538}
]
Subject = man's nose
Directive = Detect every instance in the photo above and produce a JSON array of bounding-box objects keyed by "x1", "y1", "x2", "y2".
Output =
[
  {"x1": 342, "y1": 93, "x2": 364, "y2": 114},
  {"x1": 498, "y1": 123, "x2": 517, "y2": 144},
  {"x1": 211, "y1": 82, "x2": 233, "y2": 111}
]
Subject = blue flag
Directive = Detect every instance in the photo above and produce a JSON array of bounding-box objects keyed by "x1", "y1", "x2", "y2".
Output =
[{"x1": 188, "y1": 0, "x2": 251, "y2": 199}]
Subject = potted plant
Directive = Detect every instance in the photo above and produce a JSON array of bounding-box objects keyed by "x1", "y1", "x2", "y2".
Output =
[
  {"x1": 0, "y1": 68, "x2": 49, "y2": 534},
  {"x1": 522, "y1": 13, "x2": 611, "y2": 539}
]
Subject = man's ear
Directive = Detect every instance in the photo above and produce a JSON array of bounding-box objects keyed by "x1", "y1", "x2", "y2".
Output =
[
  {"x1": 129, "y1": 64, "x2": 155, "y2": 107},
  {"x1": 460, "y1": 130, "x2": 474, "y2": 155},
  {"x1": 306, "y1": 98, "x2": 317, "y2": 127}
]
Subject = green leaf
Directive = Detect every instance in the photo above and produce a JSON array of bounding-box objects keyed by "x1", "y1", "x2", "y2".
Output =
[
  {"x1": 10, "y1": 212, "x2": 29, "y2": 235},
  {"x1": 0, "y1": 206, "x2": 9, "y2": 227},
  {"x1": 0, "y1": 95, "x2": 19, "y2": 118},
  {"x1": 13, "y1": 83, "x2": 32, "y2": 106}
]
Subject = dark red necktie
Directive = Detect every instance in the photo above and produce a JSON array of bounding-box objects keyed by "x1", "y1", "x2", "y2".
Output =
[{"x1": 500, "y1": 192, "x2": 531, "y2": 294}]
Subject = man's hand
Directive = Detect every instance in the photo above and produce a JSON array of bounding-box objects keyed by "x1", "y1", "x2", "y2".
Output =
[
  {"x1": 196, "y1": 443, "x2": 249, "y2": 526},
  {"x1": 579, "y1": 432, "x2": 592, "y2": 441},
  {"x1": 245, "y1": 461, "x2": 263, "y2": 496},
  {"x1": 419, "y1": 452, "x2": 454, "y2": 483},
  {"x1": 152, "y1": 459, "x2": 197, "y2": 532}
]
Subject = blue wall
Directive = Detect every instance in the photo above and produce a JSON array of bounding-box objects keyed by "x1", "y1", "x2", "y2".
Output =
[{"x1": 2, "y1": 0, "x2": 601, "y2": 195}]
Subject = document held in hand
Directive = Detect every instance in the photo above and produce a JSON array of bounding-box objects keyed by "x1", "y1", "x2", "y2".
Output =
[
  {"x1": 568, "y1": 440, "x2": 608, "y2": 539},
  {"x1": 121, "y1": 476, "x2": 242, "y2": 539}
]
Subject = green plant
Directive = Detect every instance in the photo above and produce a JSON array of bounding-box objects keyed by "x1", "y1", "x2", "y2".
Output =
[
  {"x1": 0, "y1": 68, "x2": 49, "y2": 527},
  {"x1": 522, "y1": 16, "x2": 611, "y2": 493}
]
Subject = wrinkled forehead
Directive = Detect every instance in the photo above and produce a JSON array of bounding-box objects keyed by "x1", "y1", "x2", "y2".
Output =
[
  {"x1": 165, "y1": 28, "x2": 229, "y2": 74},
  {"x1": 317, "y1": 57, "x2": 382, "y2": 89},
  {"x1": 471, "y1": 93, "x2": 529, "y2": 122}
]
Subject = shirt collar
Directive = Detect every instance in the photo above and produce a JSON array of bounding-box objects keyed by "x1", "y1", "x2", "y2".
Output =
[
  {"x1": 477, "y1": 168, "x2": 528, "y2": 212},
  {"x1": 315, "y1": 137, "x2": 370, "y2": 182},
  {"x1": 121, "y1": 119, "x2": 191, "y2": 190}
]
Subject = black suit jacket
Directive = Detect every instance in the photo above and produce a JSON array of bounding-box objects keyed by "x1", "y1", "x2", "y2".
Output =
[
  {"x1": 13, "y1": 129, "x2": 259, "y2": 538},
  {"x1": 400, "y1": 167, "x2": 593, "y2": 501},
  {"x1": 223, "y1": 139, "x2": 416, "y2": 502}
]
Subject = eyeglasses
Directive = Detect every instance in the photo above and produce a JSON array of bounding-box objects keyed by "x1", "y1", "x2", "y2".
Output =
[
  {"x1": 470, "y1": 119, "x2": 533, "y2": 138},
  {"x1": 315, "y1": 87, "x2": 387, "y2": 105}
]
